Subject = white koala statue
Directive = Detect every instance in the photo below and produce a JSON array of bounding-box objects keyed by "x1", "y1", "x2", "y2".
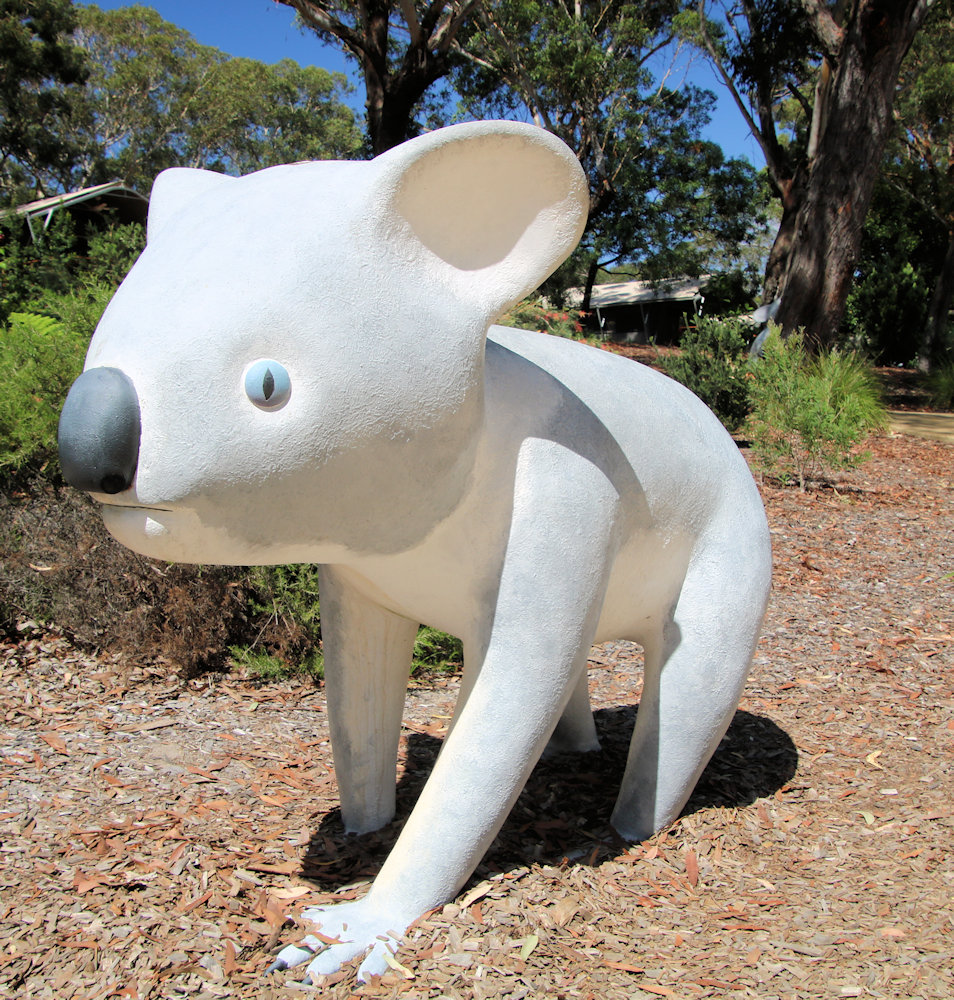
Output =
[{"x1": 58, "y1": 121, "x2": 772, "y2": 983}]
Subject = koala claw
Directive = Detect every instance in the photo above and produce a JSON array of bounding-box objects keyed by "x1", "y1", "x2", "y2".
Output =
[
  {"x1": 273, "y1": 900, "x2": 408, "y2": 984},
  {"x1": 266, "y1": 938, "x2": 323, "y2": 975}
]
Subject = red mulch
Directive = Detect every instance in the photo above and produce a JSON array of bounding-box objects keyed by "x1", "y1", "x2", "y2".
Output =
[{"x1": 1, "y1": 431, "x2": 952, "y2": 999}]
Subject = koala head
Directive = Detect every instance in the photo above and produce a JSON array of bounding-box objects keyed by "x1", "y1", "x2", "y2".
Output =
[{"x1": 58, "y1": 121, "x2": 588, "y2": 563}]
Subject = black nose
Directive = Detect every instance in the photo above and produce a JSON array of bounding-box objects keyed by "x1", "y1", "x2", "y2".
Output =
[{"x1": 58, "y1": 367, "x2": 141, "y2": 495}]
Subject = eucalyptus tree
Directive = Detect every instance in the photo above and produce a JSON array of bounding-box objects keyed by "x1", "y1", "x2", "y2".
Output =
[
  {"x1": 274, "y1": 1, "x2": 767, "y2": 300},
  {"x1": 61, "y1": 4, "x2": 363, "y2": 193},
  {"x1": 889, "y1": 0, "x2": 954, "y2": 367},
  {"x1": 275, "y1": 0, "x2": 480, "y2": 154},
  {"x1": 695, "y1": 0, "x2": 931, "y2": 350},
  {"x1": 0, "y1": 0, "x2": 88, "y2": 202},
  {"x1": 454, "y1": 0, "x2": 768, "y2": 304}
]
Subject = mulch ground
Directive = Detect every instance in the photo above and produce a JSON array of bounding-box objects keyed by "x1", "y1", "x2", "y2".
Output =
[{"x1": 1, "y1": 430, "x2": 952, "y2": 1000}]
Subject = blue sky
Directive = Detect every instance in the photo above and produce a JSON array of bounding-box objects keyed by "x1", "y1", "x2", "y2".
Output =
[{"x1": 80, "y1": 1, "x2": 765, "y2": 167}]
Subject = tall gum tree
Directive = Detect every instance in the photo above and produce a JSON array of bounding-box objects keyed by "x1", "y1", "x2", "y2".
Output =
[
  {"x1": 275, "y1": 0, "x2": 768, "y2": 304},
  {"x1": 451, "y1": 0, "x2": 768, "y2": 307},
  {"x1": 887, "y1": 0, "x2": 953, "y2": 368},
  {"x1": 697, "y1": 0, "x2": 931, "y2": 350},
  {"x1": 65, "y1": 4, "x2": 363, "y2": 192},
  {"x1": 274, "y1": 0, "x2": 480, "y2": 154},
  {"x1": 0, "y1": 0, "x2": 88, "y2": 201}
]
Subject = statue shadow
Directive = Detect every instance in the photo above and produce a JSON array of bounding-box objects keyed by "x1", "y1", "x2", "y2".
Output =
[{"x1": 299, "y1": 706, "x2": 798, "y2": 887}]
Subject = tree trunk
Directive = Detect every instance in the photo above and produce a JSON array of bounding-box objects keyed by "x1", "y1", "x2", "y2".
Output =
[
  {"x1": 919, "y1": 229, "x2": 954, "y2": 371},
  {"x1": 762, "y1": 172, "x2": 806, "y2": 304},
  {"x1": 581, "y1": 256, "x2": 600, "y2": 313},
  {"x1": 276, "y1": 0, "x2": 460, "y2": 157},
  {"x1": 775, "y1": 0, "x2": 929, "y2": 350}
]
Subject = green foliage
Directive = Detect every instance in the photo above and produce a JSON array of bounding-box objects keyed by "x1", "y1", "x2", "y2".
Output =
[
  {"x1": 229, "y1": 644, "x2": 324, "y2": 681},
  {"x1": 1, "y1": 214, "x2": 143, "y2": 324},
  {"x1": 82, "y1": 222, "x2": 146, "y2": 286},
  {"x1": 453, "y1": 0, "x2": 769, "y2": 294},
  {"x1": 0, "y1": 0, "x2": 89, "y2": 201},
  {"x1": 499, "y1": 298, "x2": 590, "y2": 340},
  {"x1": 747, "y1": 328, "x2": 887, "y2": 489},
  {"x1": 66, "y1": 5, "x2": 364, "y2": 192},
  {"x1": 412, "y1": 627, "x2": 463, "y2": 675},
  {"x1": 660, "y1": 315, "x2": 752, "y2": 432},
  {"x1": 924, "y1": 360, "x2": 954, "y2": 410},
  {"x1": 841, "y1": 178, "x2": 946, "y2": 364},
  {"x1": 229, "y1": 564, "x2": 324, "y2": 678},
  {"x1": 0, "y1": 211, "x2": 140, "y2": 474},
  {"x1": 0, "y1": 213, "x2": 77, "y2": 318},
  {"x1": 0, "y1": 311, "x2": 85, "y2": 471}
]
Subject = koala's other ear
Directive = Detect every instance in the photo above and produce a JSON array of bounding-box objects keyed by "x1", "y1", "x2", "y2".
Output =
[
  {"x1": 147, "y1": 168, "x2": 237, "y2": 243},
  {"x1": 373, "y1": 121, "x2": 588, "y2": 315}
]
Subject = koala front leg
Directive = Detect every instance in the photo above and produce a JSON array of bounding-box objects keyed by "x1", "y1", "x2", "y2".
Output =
[
  {"x1": 279, "y1": 445, "x2": 620, "y2": 982},
  {"x1": 318, "y1": 565, "x2": 418, "y2": 834}
]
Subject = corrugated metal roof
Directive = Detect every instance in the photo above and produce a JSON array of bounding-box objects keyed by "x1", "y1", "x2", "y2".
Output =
[
  {"x1": 576, "y1": 277, "x2": 707, "y2": 309},
  {"x1": 12, "y1": 181, "x2": 147, "y2": 219},
  {"x1": 5, "y1": 181, "x2": 149, "y2": 240}
]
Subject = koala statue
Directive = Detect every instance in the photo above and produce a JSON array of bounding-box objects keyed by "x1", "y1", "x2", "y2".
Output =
[{"x1": 58, "y1": 121, "x2": 772, "y2": 983}]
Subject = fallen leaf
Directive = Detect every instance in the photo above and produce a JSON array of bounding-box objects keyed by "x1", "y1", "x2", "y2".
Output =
[
  {"x1": 223, "y1": 939, "x2": 238, "y2": 977},
  {"x1": 459, "y1": 882, "x2": 492, "y2": 908},
  {"x1": 383, "y1": 950, "x2": 414, "y2": 979},
  {"x1": 637, "y1": 985, "x2": 676, "y2": 997},
  {"x1": 518, "y1": 933, "x2": 539, "y2": 960},
  {"x1": 604, "y1": 961, "x2": 646, "y2": 974},
  {"x1": 270, "y1": 886, "x2": 312, "y2": 901},
  {"x1": 40, "y1": 732, "x2": 68, "y2": 755},
  {"x1": 879, "y1": 927, "x2": 906, "y2": 938},
  {"x1": 685, "y1": 849, "x2": 699, "y2": 887}
]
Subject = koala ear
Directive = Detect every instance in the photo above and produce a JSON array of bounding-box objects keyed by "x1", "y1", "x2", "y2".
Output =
[
  {"x1": 374, "y1": 122, "x2": 588, "y2": 315},
  {"x1": 147, "y1": 168, "x2": 237, "y2": 243}
]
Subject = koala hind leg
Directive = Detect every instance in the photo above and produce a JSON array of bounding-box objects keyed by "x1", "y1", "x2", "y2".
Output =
[
  {"x1": 544, "y1": 668, "x2": 599, "y2": 755},
  {"x1": 611, "y1": 523, "x2": 771, "y2": 841}
]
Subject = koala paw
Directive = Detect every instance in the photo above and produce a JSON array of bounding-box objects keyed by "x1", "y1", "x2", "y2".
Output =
[{"x1": 268, "y1": 899, "x2": 409, "y2": 983}]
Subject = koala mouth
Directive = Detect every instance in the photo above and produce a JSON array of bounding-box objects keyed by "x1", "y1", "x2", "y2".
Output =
[{"x1": 98, "y1": 500, "x2": 174, "y2": 513}]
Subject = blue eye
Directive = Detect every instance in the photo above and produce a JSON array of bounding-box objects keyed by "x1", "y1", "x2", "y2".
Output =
[{"x1": 245, "y1": 359, "x2": 291, "y2": 410}]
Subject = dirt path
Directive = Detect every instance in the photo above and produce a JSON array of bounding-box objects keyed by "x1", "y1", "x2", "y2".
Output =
[
  {"x1": 1, "y1": 432, "x2": 952, "y2": 1000},
  {"x1": 888, "y1": 411, "x2": 954, "y2": 444}
]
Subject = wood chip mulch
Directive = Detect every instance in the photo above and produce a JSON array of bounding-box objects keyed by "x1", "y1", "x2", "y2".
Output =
[{"x1": 1, "y1": 431, "x2": 951, "y2": 1000}]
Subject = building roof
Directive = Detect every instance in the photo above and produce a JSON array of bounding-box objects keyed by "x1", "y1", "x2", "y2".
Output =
[
  {"x1": 9, "y1": 181, "x2": 148, "y2": 238},
  {"x1": 576, "y1": 277, "x2": 707, "y2": 310}
]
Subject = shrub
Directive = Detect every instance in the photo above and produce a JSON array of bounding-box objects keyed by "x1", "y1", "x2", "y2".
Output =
[
  {"x1": 412, "y1": 627, "x2": 463, "y2": 675},
  {"x1": 0, "y1": 312, "x2": 86, "y2": 472},
  {"x1": 499, "y1": 298, "x2": 591, "y2": 341},
  {"x1": 747, "y1": 328, "x2": 887, "y2": 489},
  {"x1": 0, "y1": 475, "x2": 252, "y2": 675},
  {"x1": 230, "y1": 564, "x2": 324, "y2": 679},
  {"x1": 660, "y1": 314, "x2": 752, "y2": 432},
  {"x1": 1, "y1": 215, "x2": 143, "y2": 324},
  {"x1": 83, "y1": 222, "x2": 145, "y2": 287},
  {"x1": 0, "y1": 214, "x2": 78, "y2": 322},
  {"x1": 230, "y1": 567, "x2": 463, "y2": 680},
  {"x1": 924, "y1": 359, "x2": 954, "y2": 411}
]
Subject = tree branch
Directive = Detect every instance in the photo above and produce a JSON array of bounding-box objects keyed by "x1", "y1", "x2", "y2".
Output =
[
  {"x1": 695, "y1": 1, "x2": 778, "y2": 176},
  {"x1": 433, "y1": 0, "x2": 480, "y2": 54},
  {"x1": 797, "y1": 0, "x2": 844, "y2": 60},
  {"x1": 473, "y1": 6, "x2": 554, "y2": 131},
  {"x1": 276, "y1": 0, "x2": 370, "y2": 60},
  {"x1": 399, "y1": 0, "x2": 423, "y2": 48}
]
